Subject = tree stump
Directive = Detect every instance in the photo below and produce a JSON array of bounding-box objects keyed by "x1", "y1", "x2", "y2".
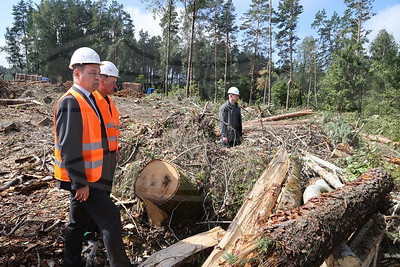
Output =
[{"x1": 134, "y1": 159, "x2": 202, "y2": 227}]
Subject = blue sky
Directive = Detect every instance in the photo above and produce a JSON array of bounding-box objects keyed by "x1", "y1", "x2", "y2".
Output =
[{"x1": 1, "y1": 0, "x2": 400, "y2": 67}]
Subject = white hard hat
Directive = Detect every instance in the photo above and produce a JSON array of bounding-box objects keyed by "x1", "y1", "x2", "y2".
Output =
[
  {"x1": 227, "y1": 87, "x2": 240, "y2": 95},
  {"x1": 100, "y1": 61, "x2": 119, "y2": 78},
  {"x1": 69, "y1": 47, "x2": 101, "y2": 69}
]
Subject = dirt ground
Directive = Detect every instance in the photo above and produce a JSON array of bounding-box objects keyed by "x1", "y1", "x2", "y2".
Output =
[{"x1": 0, "y1": 81, "x2": 399, "y2": 266}]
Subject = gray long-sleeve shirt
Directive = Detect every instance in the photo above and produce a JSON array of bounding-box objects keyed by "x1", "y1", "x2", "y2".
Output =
[{"x1": 219, "y1": 101, "x2": 242, "y2": 142}]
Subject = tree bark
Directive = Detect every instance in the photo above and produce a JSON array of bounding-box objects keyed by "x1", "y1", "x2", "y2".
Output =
[
  {"x1": 276, "y1": 157, "x2": 302, "y2": 211},
  {"x1": 202, "y1": 148, "x2": 290, "y2": 266},
  {"x1": 134, "y1": 159, "x2": 202, "y2": 227},
  {"x1": 231, "y1": 168, "x2": 393, "y2": 267}
]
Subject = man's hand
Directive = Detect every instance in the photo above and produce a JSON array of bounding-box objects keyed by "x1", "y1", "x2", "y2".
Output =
[
  {"x1": 223, "y1": 137, "x2": 228, "y2": 144},
  {"x1": 75, "y1": 185, "x2": 89, "y2": 202}
]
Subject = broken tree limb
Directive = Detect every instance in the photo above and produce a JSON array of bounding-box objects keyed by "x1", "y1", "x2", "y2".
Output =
[
  {"x1": 230, "y1": 168, "x2": 393, "y2": 267},
  {"x1": 304, "y1": 157, "x2": 344, "y2": 189},
  {"x1": 202, "y1": 148, "x2": 290, "y2": 267},
  {"x1": 242, "y1": 119, "x2": 311, "y2": 129},
  {"x1": 134, "y1": 159, "x2": 203, "y2": 227},
  {"x1": 303, "y1": 152, "x2": 344, "y2": 177},
  {"x1": 359, "y1": 133, "x2": 399, "y2": 146},
  {"x1": 140, "y1": 227, "x2": 225, "y2": 267},
  {"x1": 348, "y1": 213, "x2": 386, "y2": 267},
  {"x1": 0, "y1": 98, "x2": 43, "y2": 106}
]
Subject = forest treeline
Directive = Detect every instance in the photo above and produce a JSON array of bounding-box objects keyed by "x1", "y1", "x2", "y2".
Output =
[{"x1": 2, "y1": 0, "x2": 400, "y2": 114}]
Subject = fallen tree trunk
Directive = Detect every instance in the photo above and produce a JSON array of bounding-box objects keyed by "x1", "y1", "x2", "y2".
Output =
[
  {"x1": 202, "y1": 148, "x2": 290, "y2": 266},
  {"x1": 139, "y1": 227, "x2": 225, "y2": 267},
  {"x1": 134, "y1": 159, "x2": 203, "y2": 227},
  {"x1": 229, "y1": 168, "x2": 393, "y2": 267},
  {"x1": 260, "y1": 109, "x2": 315, "y2": 122}
]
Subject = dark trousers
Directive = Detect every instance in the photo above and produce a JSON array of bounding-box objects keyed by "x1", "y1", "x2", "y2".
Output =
[{"x1": 63, "y1": 187, "x2": 131, "y2": 267}]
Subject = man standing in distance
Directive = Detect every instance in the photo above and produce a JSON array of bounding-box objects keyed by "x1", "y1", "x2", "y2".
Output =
[
  {"x1": 54, "y1": 47, "x2": 131, "y2": 266},
  {"x1": 219, "y1": 87, "x2": 243, "y2": 148}
]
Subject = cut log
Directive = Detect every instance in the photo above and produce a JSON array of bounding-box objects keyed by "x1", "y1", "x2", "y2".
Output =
[
  {"x1": 227, "y1": 168, "x2": 393, "y2": 267},
  {"x1": 134, "y1": 159, "x2": 202, "y2": 227},
  {"x1": 348, "y1": 213, "x2": 386, "y2": 267},
  {"x1": 304, "y1": 157, "x2": 344, "y2": 189},
  {"x1": 202, "y1": 148, "x2": 290, "y2": 266},
  {"x1": 139, "y1": 226, "x2": 226, "y2": 267}
]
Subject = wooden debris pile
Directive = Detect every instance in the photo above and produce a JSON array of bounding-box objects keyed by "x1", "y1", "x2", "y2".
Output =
[{"x1": 136, "y1": 147, "x2": 397, "y2": 266}]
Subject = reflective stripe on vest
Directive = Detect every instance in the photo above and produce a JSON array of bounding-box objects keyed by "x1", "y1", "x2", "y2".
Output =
[
  {"x1": 92, "y1": 90, "x2": 120, "y2": 151},
  {"x1": 54, "y1": 88, "x2": 104, "y2": 182}
]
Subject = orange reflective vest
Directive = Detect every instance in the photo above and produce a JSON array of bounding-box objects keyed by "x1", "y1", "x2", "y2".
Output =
[
  {"x1": 92, "y1": 90, "x2": 120, "y2": 151},
  {"x1": 54, "y1": 88, "x2": 103, "y2": 182}
]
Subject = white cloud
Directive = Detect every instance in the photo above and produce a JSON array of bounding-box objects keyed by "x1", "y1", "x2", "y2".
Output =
[
  {"x1": 365, "y1": 4, "x2": 400, "y2": 44},
  {"x1": 125, "y1": 6, "x2": 162, "y2": 38}
]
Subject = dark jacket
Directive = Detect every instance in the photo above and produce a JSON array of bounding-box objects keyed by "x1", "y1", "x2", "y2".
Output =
[
  {"x1": 55, "y1": 87, "x2": 114, "y2": 192},
  {"x1": 219, "y1": 101, "x2": 242, "y2": 143}
]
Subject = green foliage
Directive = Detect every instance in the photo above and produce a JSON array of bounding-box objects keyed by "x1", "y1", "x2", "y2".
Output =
[
  {"x1": 272, "y1": 81, "x2": 287, "y2": 107},
  {"x1": 322, "y1": 112, "x2": 358, "y2": 146},
  {"x1": 343, "y1": 144, "x2": 383, "y2": 181}
]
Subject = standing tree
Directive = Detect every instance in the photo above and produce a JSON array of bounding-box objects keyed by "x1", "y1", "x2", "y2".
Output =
[
  {"x1": 311, "y1": 10, "x2": 346, "y2": 70},
  {"x1": 3, "y1": 0, "x2": 33, "y2": 71},
  {"x1": 367, "y1": 29, "x2": 400, "y2": 113},
  {"x1": 219, "y1": 0, "x2": 237, "y2": 97},
  {"x1": 275, "y1": 0, "x2": 303, "y2": 110},
  {"x1": 240, "y1": 0, "x2": 270, "y2": 104},
  {"x1": 296, "y1": 36, "x2": 318, "y2": 107},
  {"x1": 266, "y1": 0, "x2": 274, "y2": 105}
]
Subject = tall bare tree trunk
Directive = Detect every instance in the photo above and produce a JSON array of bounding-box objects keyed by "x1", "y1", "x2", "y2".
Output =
[
  {"x1": 164, "y1": 0, "x2": 173, "y2": 96},
  {"x1": 185, "y1": 0, "x2": 196, "y2": 98},
  {"x1": 268, "y1": 0, "x2": 273, "y2": 106},
  {"x1": 213, "y1": 5, "x2": 218, "y2": 102},
  {"x1": 285, "y1": 38, "x2": 293, "y2": 110},
  {"x1": 249, "y1": 24, "x2": 259, "y2": 105},
  {"x1": 224, "y1": 31, "x2": 230, "y2": 95}
]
